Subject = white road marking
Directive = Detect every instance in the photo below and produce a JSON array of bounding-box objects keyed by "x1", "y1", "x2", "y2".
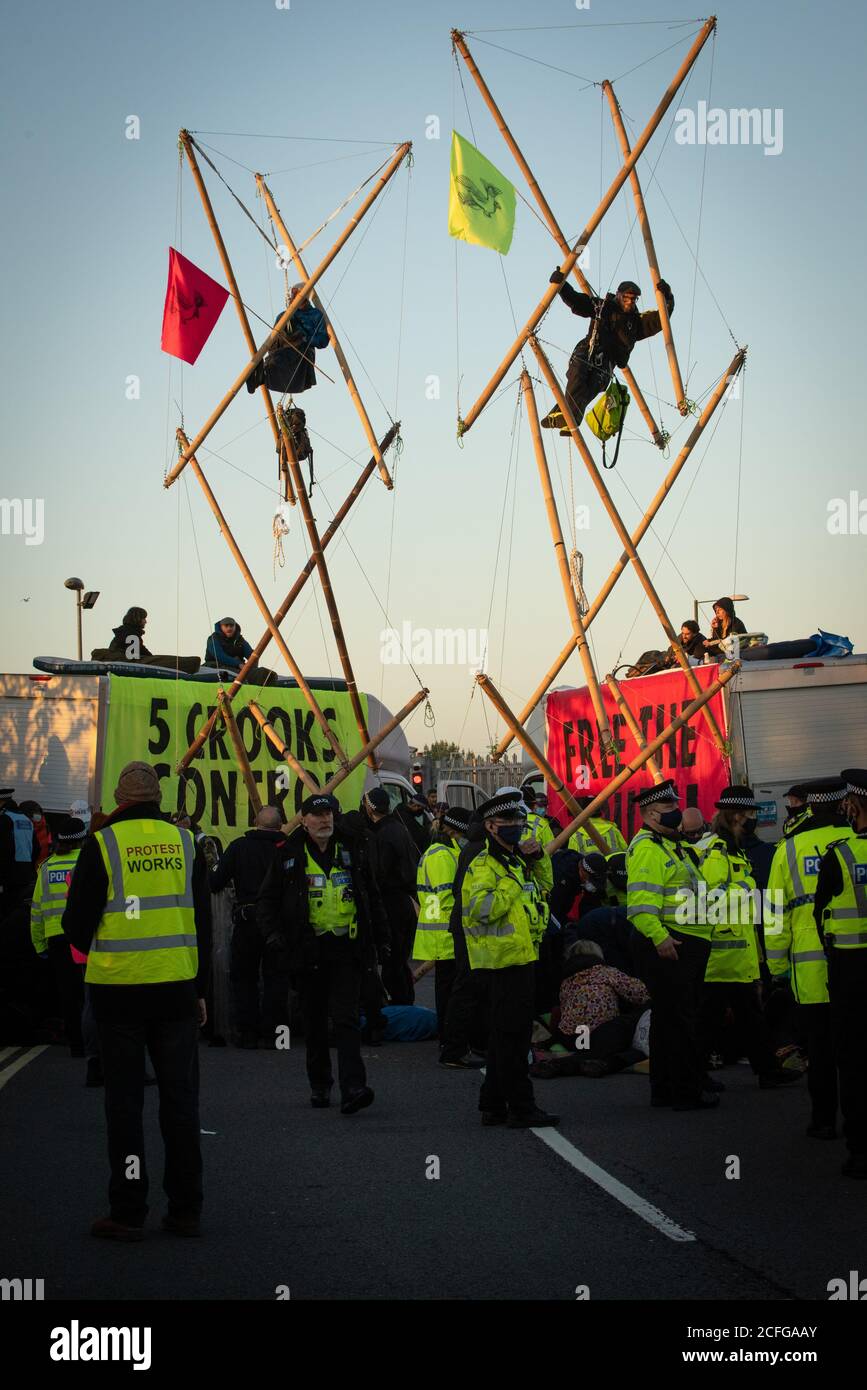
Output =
[
  {"x1": 0, "y1": 1045, "x2": 49, "y2": 1092},
  {"x1": 0, "y1": 1047, "x2": 21, "y2": 1064},
  {"x1": 531, "y1": 1126, "x2": 696, "y2": 1243}
]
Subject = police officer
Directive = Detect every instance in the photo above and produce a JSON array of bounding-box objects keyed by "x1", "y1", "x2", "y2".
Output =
[
  {"x1": 258, "y1": 792, "x2": 387, "y2": 1114},
  {"x1": 627, "y1": 780, "x2": 715, "y2": 1110},
  {"x1": 782, "y1": 783, "x2": 811, "y2": 839},
  {"x1": 412, "y1": 806, "x2": 472, "y2": 1048},
  {"x1": 0, "y1": 788, "x2": 38, "y2": 918},
  {"x1": 696, "y1": 787, "x2": 800, "y2": 1091},
  {"x1": 461, "y1": 789, "x2": 559, "y2": 1128},
  {"x1": 567, "y1": 796, "x2": 628, "y2": 856},
  {"x1": 209, "y1": 806, "x2": 288, "y2": 1048},
  {"x1": 362, "y1": 787, "x2": 420, "y2": 1004},
  {"x1": 765, "y1": 777, "x2": 853, "y2": 1140},
  {"x1": 62, "y1": 761, "x2": 212, "y2": 1241},
  {"x1": 30, "y1": 816, "x2": 88, "y2": 1058},
  {"x1": 814, "y1": 770, "x2": 867, "y2": 1177}
]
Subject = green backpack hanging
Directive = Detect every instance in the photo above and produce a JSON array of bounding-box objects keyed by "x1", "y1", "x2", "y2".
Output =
[{"x1": 586, "y1": 379, "x2": 630, "y2": 468}]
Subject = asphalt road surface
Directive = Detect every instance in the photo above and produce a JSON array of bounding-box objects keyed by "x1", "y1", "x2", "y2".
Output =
[{"x1": 2, "y1": 997, "x2": 865, "y2": 1302}]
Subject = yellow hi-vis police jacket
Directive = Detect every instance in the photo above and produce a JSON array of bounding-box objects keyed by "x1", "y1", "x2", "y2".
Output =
[
  {"x1": 86, "y1": 819, "x2": 198, "y2": 986},
  {"x1": 816, "y1": 833, "x2": 867, "y2": 950},
  {"x1": 626, "y1": 828, "x2": 708, "y2": 946},
  {"x1": 30, "y1": 848, "x2": 81, "y2": 956},
  {"x1": 696, "y1": 834, "x2": 761, "y2": 984},
  {"x1": 765, "y1": 823, "x2": 854, "y2": 1003},
  {"x1": 569, "y1": 817, "x2": 628, "y2": 857},
  {"x1": 413, "y1": 841, "x2": 459, "y2": 962},
  {"x1": 461, "y1": 845, "x2": 548, "y2": 970}
]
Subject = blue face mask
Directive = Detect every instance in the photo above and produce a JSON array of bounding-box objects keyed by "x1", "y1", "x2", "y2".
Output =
[{"x1": 496, "y1": 823, "x2": 525, "y2": 846}]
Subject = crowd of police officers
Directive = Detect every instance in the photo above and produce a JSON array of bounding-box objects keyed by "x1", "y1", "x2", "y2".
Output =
[{"x1": 3, "y1": 757, "x2": 867, "y2": 1240}]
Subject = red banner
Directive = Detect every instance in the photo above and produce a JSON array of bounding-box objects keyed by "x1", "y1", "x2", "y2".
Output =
[
  {"x1": 160, "y1": 248, "x2": 229, "y2": 365},
  {"x1": 545, "y1": 667, "x2": 730, "y2": 843}
]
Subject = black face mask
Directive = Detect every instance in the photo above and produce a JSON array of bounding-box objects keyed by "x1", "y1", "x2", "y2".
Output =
[
  {"x1": 658, "y1": 809, "x2": 682, "y2": 830},
  {"x1": 742, "y1": 817, "x2": 757, "y2": 836}
]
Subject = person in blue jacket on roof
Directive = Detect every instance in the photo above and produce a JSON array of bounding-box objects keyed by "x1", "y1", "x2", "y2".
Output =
[{"x1": 204, "y1": 618, "x2": 253, "y2": 673}]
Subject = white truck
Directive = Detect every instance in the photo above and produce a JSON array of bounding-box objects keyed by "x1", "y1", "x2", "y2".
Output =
[{"x1": 524, "y1": 653, "x2": 867, "y2": 840}]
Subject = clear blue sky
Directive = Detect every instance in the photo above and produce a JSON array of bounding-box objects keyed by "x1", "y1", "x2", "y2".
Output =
[{"x1": 2, "y1": 0, "x2": 864, "y2": 754}]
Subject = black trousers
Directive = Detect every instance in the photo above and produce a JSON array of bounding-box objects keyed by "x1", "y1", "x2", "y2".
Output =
[
  {"x1": 230, "y1": 913, "x2": 288, "y2": 1039},
  {"x1": 433, "y1": 959, "x2": 457, "y2": 1039},
  {"x1": 47, "y1": 935, "x2": 83, "y2": 1052},
  {"x1": 563, "y1": 351, "x2": 612, "y2": 424},
  {"x1": 700, "y1": 980, "x2": 777, "y2": 1077},
  {"x1": 478, "y1": 964, "x2": 536, "y2": 1116},
  {"x1": 381, "y1": 894, "x2": 416, "y2": 1005},
  {"x1": 441, "y1": 924, "x2": 489, "y2": 1061},
  {"x1": 638, "y1": 932, "x2": 710, "y2": 1106},
  {"x1": 98, "y1": 1016, "x2": 202, "y2": 1226},
  {"x1": 827, "y1": 947, "x2": 867, "y2": 1153},
  {"x1": 297, "y1": 956, "x2": 366, "y2": 1099},
  {"x1": 797, "y1": 1001, "x2": 837, "y2": 1128}
]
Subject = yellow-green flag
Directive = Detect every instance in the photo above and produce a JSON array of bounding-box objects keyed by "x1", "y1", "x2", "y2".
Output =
[{"x1": 448, "y1": 131, "x2": 516, "y2": 255}]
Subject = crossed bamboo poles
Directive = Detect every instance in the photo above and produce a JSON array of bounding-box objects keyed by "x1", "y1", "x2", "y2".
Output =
[
  {"x1": 166, "y1": 134, "x2": 425, "y2": 814},
  {"x1": 452, "y1": 18, "x2": 747, "y2": 814}
]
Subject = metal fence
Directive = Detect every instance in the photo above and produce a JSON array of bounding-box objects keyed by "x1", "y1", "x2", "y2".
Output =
[{"x1": 427, "y1": 754, "x2": 528, "y2": 798}]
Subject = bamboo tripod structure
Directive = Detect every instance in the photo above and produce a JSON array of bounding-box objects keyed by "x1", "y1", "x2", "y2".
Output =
[
  {"x1": 457, "y1": 18, "x2": 744, "y2": 819},
  {"x1": 165, "y1": 137, "x2": 423, "y2": 817}
]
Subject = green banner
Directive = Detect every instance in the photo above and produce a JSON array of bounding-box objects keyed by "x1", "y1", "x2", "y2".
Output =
[{"x1": 100, "y1": 677, "x2": 369, "y2": 843}]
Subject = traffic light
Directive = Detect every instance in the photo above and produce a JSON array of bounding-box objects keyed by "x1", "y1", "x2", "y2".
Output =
[{"x1": 411, "y1": 762, "x2": 424, "y2": 794}]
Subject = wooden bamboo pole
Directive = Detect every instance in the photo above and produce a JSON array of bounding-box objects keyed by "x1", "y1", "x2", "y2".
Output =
[
  {"x1": 521, "y1": 371, "x2": 615, "y2": 757},
  {"x1": 605, "y1": 674, "x2": 664, "y2": 784},
  {"x1": 475, "y1": 674, "x2": 609, "y2": 856},
  {"x1": 529, "y1": 337, "x2": 727, "y2": 754},
  {"x1": 548, "y1": 662, "x2": 740, "y2": 854},
  {"x1": 177, "y1": 427, "x2": 348, "y2": 767},
  {"x1": 217, "y1": 690, "x2": 264, "y2": 817},
  {"x1": 256, "y1": 176, "x2": 393, "y2": 489},
  {"x1": 276, "y1": 406, "x2": 376, "y2": 770},
  {"x1": 281, "y1": 686, "x2": 429, "y2": 832},
  {"x1": 246, "y1": 702, "x2": 321, "y2": 793},
  {"x1": 602, "y1": 85, "x2": 686, "y2": 415},
  {"x1": 175, "y1": 422, "x2": 400, "y2": 772},
  {"x1": 457, "y1": 18, "x2": 716, "y2": 435},
  {"x1": 179, "y1": 130, "x2": 296, "y2": 506},
  {"x1": 492, "y1": 347, "x2": 744, "y2": 758},
  {"x1": 451, "y1": 31, "x2": 664, "y2": 449},
  {"x1": 164, "y1": 141, "x2": 411, "y2": 488}
]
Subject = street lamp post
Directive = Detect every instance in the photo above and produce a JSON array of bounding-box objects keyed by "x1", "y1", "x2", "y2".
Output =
[{"x1": 64, "y1": 578, "x2": 100, "y2": 660}]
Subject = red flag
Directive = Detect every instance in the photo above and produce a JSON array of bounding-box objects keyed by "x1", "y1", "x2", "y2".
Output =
[{"x1": 160, "y1": 248, "x2": 229, "y2": 365}]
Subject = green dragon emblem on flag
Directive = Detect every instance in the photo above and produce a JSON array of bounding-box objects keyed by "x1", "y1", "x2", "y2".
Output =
[{"x1": 454, "y1": 174, "x2": 503, "y2": 219}]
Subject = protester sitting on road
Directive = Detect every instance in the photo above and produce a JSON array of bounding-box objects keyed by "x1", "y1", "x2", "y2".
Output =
[{"x1": 550, "y1": 939, "x2": 649, "y2": 1074}]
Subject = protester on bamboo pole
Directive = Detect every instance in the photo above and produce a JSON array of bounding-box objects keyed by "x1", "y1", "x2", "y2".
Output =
[
  {"x1": 257, "y1": 792, "x2": 386, "y2": 1114},
  {"x1": 541, "y1": 274, "x2": 674, "y2": 434},
  {"x1": 245, "y1": 284, "x2": 329, "y2": 396},
  {"x1": 627, "y1": 779, "x2": 717, "y2": 1111}
]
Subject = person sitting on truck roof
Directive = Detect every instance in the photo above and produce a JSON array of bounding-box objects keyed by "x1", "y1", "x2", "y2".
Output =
[
  {"x1": 703, "y1": 598, "x2": 748, "y2": 658},
  {"x1": 664, "y1": 620, "x2": 707, "y2": 667},
  {"x1": 104, "y1": 608, "x2": 153, "y2": 662},
  {"x1": 91, "y1": 610, "x2": 201, "y2": 674},
  {"x1": 204, "y1": 618, "x2": 253, "y2": 675}
]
